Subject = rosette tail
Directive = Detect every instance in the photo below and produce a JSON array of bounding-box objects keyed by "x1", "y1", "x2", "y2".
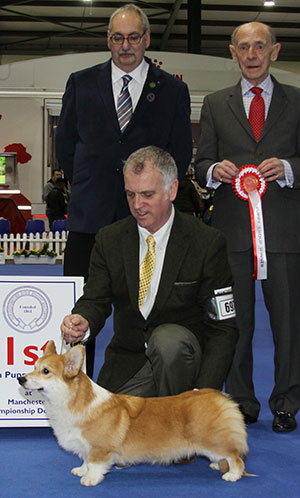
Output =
[{"x1": 232, "y1": 165, "x2": 267, "y2": 280}]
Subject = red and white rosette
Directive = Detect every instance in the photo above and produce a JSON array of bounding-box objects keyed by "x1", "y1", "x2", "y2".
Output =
[{"x1": 232, "y1": 165, "x2": 268, "y2": 280}]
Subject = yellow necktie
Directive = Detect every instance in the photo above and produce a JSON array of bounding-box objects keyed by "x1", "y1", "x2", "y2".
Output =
[{"x1": 138, "y1": 235, "x2": 156, "y2": 308}]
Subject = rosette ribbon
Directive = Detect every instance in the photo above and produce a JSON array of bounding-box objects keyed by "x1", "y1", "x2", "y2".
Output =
[{"x1": 232, "y1": 165, "x2": 267, "y2": 280}]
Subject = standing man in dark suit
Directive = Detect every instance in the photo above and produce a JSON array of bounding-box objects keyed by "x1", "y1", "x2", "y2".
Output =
[
  {"x1": 195, "y1": 22, "x2": 300, "y2": 432},
  {"x1": 56, "y1": 3, "x2": 192, "y2": 377},
  {"x1": 61, "y1": 146, "x2": 237, "y2": 397}
]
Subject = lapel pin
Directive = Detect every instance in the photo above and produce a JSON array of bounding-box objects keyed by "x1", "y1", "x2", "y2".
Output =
[{"x1": 146, "y1": 93, "x2": 155, "y2": 102}]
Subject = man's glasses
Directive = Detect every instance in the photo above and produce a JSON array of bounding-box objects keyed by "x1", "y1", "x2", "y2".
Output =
[{"x1": 109, "y1": 31, "x2": 146, "y2": 45}]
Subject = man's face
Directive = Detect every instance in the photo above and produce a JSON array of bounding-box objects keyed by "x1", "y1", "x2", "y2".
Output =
[
  {"x1": 229, "y1": 22, "x2": 281, "y2": 86},
  {"x1": 107, "y1": 11, "x2": 150, "y2": 73},
  {"x1": 124, "y1": 160, "x2": 178, "y2": 234},
  {"x1": 52, "y1": 171, "x2": 62, "y2": 182}
]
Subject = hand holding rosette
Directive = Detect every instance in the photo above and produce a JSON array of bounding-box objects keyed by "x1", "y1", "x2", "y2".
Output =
[{"x1": 232, "y1": 165, "x2": 267, "y2": 280}]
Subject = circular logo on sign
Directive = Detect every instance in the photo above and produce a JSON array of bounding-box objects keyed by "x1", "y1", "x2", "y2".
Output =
[{"x1": 3, "y1": 286, "x2": 52, "y2": 333}]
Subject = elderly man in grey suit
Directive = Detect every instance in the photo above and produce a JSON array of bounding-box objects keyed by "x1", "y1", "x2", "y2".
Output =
[
  {"x1": 61, "y1": 146, "x2": 238, "y2": 399},
  {"x1": 195, "y1": 21, "x2": 300, "y2": 432}
]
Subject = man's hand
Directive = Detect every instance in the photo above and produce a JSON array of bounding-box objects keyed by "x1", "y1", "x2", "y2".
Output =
[
  {"x1": 213, "y1": 160, "x2": 239, "y2": 184},
  {"x1": 61, "y1": 314, "x2": 89, "y2": 344},
  {"x1": 258, "y1": 157, "x2": 284, "y2": 182}
]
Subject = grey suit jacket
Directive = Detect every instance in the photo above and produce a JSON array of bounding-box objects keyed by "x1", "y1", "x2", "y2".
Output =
[
  {"x1": 195, "y1": 76, "x2": 300, "y2": 253},
  {"x1": 72, "y1": 210, "x2": 238, "y2": 392}
]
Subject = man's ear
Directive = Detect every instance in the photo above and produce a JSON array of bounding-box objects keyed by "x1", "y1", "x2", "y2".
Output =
[
  {"x1": 169, "y1": 179, "x2": 179, "y2": 202},
  {"x1": 270, "y1": 43, "x2": 281, "y2": 62},
  {"x1": 107, "y1": 30, "x2": 111, "y2": 50},
  {"x1": 229, "y1": 44, "x2": 238, "y2": 63},
  {"x1": 144, "y1": 29, "x2": 151, "y2": 50}
]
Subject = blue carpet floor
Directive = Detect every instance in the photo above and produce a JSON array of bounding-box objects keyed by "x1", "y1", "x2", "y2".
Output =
[{"x1": 0, "y1": 264, "x2": 299, "y2": 497}]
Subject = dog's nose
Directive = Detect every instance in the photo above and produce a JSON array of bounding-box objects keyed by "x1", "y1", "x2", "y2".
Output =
[{"x1": 18, "y1": 376, "x2": 26, "y2": 386}]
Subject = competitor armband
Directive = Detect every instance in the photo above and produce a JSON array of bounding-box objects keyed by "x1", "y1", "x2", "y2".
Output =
[{"x1": 206, "y1": 286, "x2": 236, "y2": 321}]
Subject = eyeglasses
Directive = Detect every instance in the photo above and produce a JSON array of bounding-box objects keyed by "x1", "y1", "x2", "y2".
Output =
[{"x1": 109, "y1": 31, "x2": 146, "y2": 46}]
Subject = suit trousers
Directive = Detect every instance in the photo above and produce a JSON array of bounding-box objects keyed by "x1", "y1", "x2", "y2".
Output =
[
  {"x1": 225, "y1": 249, "x2": 300, "y2": 417},
  {"x1": 63, "y1": 231, "x2": 96, "y2": 378},
  {"x1": 115, "y1": 324, "x2": 202, "y2": 397}
]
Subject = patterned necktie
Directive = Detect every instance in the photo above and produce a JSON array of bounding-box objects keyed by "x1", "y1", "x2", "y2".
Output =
[
  {"x1": 117, "y1": 75, "x2": 133, "y2": 133},
  {"x1": 138, "y1": 235, "x2": 156, "y2": 308},
  {"x1": 249, "y1": 87, "x2": 265, "y2": 141}
]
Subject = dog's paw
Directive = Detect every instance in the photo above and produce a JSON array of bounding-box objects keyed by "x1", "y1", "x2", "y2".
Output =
[
  {"x1": 222, "y1": 471, "x2": 242, "y2": 482},
  {"x1": 80, "y1": 474, "x2": 104, "y2": 487},
  {"x1": 72, "y1": 464, "x2": 87, "y2": 477},
  {"x1": 209, "y1": 462, "x2": 219, "y2": 471}
]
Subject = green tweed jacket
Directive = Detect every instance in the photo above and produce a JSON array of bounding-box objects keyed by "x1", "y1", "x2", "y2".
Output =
[{"x1": 72, "y1": 210, "x2": 238, "y2": 392}]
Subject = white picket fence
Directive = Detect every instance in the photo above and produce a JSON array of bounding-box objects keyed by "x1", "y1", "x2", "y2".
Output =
[{"x1": 0, "y1": 231, "x2": 68, "y2": 261}]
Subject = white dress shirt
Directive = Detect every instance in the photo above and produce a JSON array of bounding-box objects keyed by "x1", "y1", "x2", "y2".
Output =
[
  {"x1": 241, "y1": 74, "x2": 273, "y2": 119},
  {"x1": 111, "y1": 58, "x2": 149, "y2": 111},
  {"x1": 138, "y1": 206, "x2": 175, "y2": 319}
]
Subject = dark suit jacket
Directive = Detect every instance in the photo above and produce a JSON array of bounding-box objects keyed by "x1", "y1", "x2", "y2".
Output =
[
  {"x1": 195, "y1": 76, "x2": 300, "y2": 253},
  {"x1": 72, "y1": 210, "x2": 238, "y2": 392},
  {"x1": 56, "y1": 57, "x2": 193, "y2": 234}
]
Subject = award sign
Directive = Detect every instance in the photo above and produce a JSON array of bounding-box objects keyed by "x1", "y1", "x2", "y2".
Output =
[
  {"x1": 0, "y1": 275, "x2": 84, "y2": 427},
  {"x1": 232, "y1": 165, "x2": 267, "y2": 280}
]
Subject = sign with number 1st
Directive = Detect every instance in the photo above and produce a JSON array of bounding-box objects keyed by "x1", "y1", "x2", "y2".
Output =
[{"x1": 0, "y1": 275, "x2": 84, "y2": 427}]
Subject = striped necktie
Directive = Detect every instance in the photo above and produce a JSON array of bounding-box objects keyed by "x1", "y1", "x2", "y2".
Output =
[
  {"x1": 138, "y1": 235, "x2": 156, "y2": 308},
  {"x1": 249, "y1": 87, "x2": 265, "y2": 141},
  {"x1": 117, "y1": 75, "x2": 133, "y2": 133}
]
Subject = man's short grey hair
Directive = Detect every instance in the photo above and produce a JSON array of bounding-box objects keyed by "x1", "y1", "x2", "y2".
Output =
[
  {"x1": 123, "y1": 146, "x2": 178, "y2": 194},
  {"x1": 108, "y1": 3, "x2": 150, "y2": 32},
  {"x1": 231, "y1": 22, "x2": 277, "y2": 46}
]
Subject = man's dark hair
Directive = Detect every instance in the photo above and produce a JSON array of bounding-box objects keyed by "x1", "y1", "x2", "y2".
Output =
[{"x1": 55, "y1": 177, "x2": 65, "y2": 186}]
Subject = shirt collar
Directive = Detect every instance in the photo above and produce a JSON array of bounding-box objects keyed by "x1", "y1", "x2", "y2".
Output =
[
  {"x1": 138, "y1": 205, "x2": 175, "y2": 246},
  {"x1": 241, "y1": 74, "x2": 273, "y2": 96},
  {"x1": 111, "y1": 58, "x2": 149, "y2": 85}
]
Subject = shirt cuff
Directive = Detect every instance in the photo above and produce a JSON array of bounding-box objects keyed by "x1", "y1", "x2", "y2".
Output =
[
  {"x1": 80, "y1": 328, "x2": 91, "y2": 344},
  {"x1": 207, "y1": 163, "x2": 222, "y2": 189},
  {"x1": 277, "y1": 160, "x2": 294, "y2": 188}
]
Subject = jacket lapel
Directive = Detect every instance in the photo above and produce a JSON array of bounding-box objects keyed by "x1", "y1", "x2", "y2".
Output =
[
  {"x1": 123, "y1": 58, "x2": 163, "y2": 135},
  {"x1": 260, "y1": 76, "x2": 287, "y2": 140},
  {"x1": 122, "y1": 218, "x2": 140, "y2": 310},
  {"x1": 95, "y1": 60, "x2": 120, "y2": 133},
  {"x1": 148, "y1": 212, "x2": 191, "y2": 319},
  {"x1": 227, "y1": 82, "x2": 254, "y2": 139}
]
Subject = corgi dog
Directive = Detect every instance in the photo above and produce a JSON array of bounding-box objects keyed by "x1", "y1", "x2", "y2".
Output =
[{"x1": 18, "y1": 341, "x2": 250, "y2": 487}]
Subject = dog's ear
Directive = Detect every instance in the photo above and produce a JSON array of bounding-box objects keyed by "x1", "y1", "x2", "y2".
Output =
[
  {"x1": 44, "y1": 340, "x2": 57, "y2": 355},
  {"x1": 63, "y1": 345, "x2": 85, "y2": 378}
]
